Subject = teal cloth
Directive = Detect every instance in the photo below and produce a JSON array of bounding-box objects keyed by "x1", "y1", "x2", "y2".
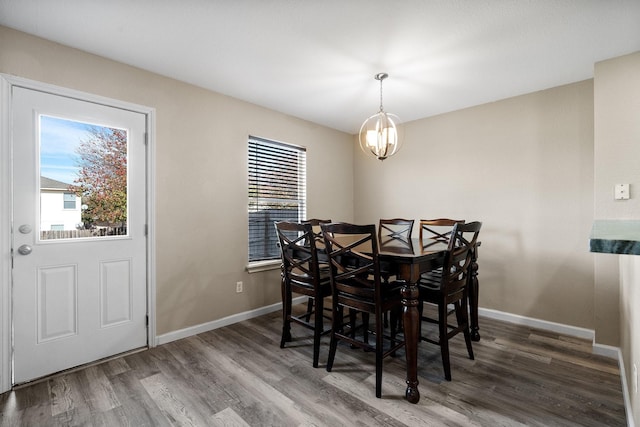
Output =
[{"x1": 590, "y1": 220, "x2": 640, "y2": 255}]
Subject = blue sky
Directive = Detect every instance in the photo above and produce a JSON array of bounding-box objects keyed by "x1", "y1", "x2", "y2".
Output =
[{"x1": 39, "y1": 115, "x2": 94, "y2": 185}]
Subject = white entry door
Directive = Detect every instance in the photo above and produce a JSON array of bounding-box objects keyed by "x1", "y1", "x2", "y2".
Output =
[{"x1": 12, "y1": 86, "x2": 148, "y2": 384}]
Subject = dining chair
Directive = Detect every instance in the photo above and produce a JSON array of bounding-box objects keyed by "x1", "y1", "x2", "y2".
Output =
[
  {"x1": 302, "y1": 218, "x2": 331, "y2": 245},
  {"x1": 418, "y1": 221, "x2": 482, "y2": 381},
  {"x1": 379, "y1": 218, "x2": 414, "y2": 241},
  {"x1": 378, "y1": 218, "x2": 414, "y2": 328},
  {"x1": 419, "y1": 218, "x2": 465, "y2": 248},
  {"x1": 321, "y1": 222, "x2": 405, "y2": 398},
  {"x1": 275, "y1": 221, "x2": 332, "y2": 368},
  {"x1": 419, "y1": 218, "x2": 483, "y2": 341}
]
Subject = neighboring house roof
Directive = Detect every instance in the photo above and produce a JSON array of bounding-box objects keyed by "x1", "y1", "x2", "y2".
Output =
[{"x1": 40, "y1": 176, "x2": 72, "y2": 191}]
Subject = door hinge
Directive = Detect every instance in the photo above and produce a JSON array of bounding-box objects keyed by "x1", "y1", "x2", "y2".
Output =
[
  {"x1": 144, "y1": 132, "x2": 148, "y2": 146},
  {"x1": 146, "y1": 315, "x2": 149, "y2": 326},
  {"x1": 144, "y1": 224, "x2": 148, "y2": 236}
]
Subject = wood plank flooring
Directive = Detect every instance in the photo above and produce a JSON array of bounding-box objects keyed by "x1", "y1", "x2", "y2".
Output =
[{"x1": 0, "y1": 305, "x2": 626, "y2": 426}]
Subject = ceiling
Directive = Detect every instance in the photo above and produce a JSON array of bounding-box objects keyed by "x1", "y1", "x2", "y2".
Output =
[{"x1": 1, "y1": 0, "x2": 640, "y2": 134}]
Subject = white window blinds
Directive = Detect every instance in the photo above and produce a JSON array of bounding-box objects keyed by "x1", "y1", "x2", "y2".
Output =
[{"x1": 248, "y1": 136, "x2": 306, "y2": 262}]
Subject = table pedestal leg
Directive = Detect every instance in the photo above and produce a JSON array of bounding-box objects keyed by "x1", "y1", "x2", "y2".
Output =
[{"x1": 401, "y1": 281, "x2": 420, "y2": 404}]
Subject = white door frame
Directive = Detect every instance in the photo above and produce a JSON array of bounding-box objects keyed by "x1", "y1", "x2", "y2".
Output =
[{"x1": 0, "y1": 74, "x2": 157, "y2": 393}]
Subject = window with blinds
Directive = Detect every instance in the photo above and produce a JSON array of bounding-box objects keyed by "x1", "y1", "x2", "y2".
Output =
[{"x1": 248, "y1": 136, "x2": 307, "y2": 262}]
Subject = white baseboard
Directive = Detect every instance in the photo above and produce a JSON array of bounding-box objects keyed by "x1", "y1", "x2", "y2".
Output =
[
  {"x1": 155, "y1": 296, "x2": 307, "y2": 346},
  {"x1": 592, "y1": 342, "x2": 621, "y2": 359},
  {"x1": 478, "y1": 307, "x2": 595, "y2": 341}
]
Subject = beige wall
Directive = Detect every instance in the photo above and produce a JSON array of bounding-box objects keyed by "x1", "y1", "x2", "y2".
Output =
[
  {"x1": 594, "y1": 51, "x2": 640, "y2": 423},
  {"x1": 354, "y1": 80, "x2": 596, "y2": 330},
  {"x1": 0, "y1": 26, "x2": 355, "y2": 335}
]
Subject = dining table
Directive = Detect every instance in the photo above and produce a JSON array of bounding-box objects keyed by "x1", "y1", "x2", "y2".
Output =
[{"x1": 377, "y1": 235, "x2": 481, "y2": 404}]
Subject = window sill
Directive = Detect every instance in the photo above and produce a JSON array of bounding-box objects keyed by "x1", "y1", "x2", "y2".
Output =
[{"x1": 246, "y1": 259, "x2": 281, "y2": 273}]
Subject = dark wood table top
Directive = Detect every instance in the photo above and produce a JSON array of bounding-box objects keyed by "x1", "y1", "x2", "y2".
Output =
[{"x1": 378, "y1": 236, "x2": 448, "y2": 259}]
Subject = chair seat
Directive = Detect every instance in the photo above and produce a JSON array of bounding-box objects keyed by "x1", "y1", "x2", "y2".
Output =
[
  {"x1": 418, "y1": 270, "x2": 443, "y2": 292},
  {"x1": 336, "y1": 281, "x2": 403, "y2": 307},
  {"x1": 382, "y1": 280, "x2": 404, "y2": 300},
  {"x1": 291, "y1": 269, "x2": 331, "y2": 282},
  {"x1": 291, "y1": 285, "x2": 332, "y2": 301},
  {"x1": 379, "y1": 260, "x2": 397, "y2": 275},
  {"x1": 418, "y1": 283, "x2": 441, "y2": 295}
]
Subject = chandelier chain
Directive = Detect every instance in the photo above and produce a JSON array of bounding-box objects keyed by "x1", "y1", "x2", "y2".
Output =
[
  {"x1": 379, "y1": 78, "x2": 383, "y2": 111},
  {"x1": 375, "y1": 72, "x2": 387, "y2": 112}
]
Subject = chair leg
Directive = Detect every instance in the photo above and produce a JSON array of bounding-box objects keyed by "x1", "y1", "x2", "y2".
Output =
[
  {"x1": 312, "y1": 296, "x2": 323, "y2": 368},
  {"x1": 390, "y1": 307, "x2": 398, "y2": 357},
  {"x1": 375, "y1": 311, "x2": 384, "y2": 398},
  {"x1": 347, "y1": 309, "x2": 361, "y2": 349},
  {"x1": 280, "y1": 279, "x2": 292, "y2": 348},
  {"x1": 363, "y1": 312, "x2": 370, "y2": 345},
  {"x1": 326, "y1": 304, "x2": 342, "y2": 372},
  {"x1": 349, "y1": 308, "x2": 357, "y2": 336},
  {"x1": 382, "y1": 275, "x2": 389, "y2": 328},
  {"x1": 457, "y1": 298, "x2": 474, "y2": 360},
  {"x1": 305, "y1": 297, "x2": 314, "y2": 323},
  {"x1": 438, "y1": 301, "x2": 452, "y2": 381}
]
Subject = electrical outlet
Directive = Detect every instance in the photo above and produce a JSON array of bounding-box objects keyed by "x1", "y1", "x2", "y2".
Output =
[{"x1": 236, "y1": 281, "x2": 243, "y2": 293}]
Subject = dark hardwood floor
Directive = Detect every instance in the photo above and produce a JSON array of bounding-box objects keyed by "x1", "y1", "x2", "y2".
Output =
[{"x1": 0, "y1": 305, "x2": 626, "y2": 426}]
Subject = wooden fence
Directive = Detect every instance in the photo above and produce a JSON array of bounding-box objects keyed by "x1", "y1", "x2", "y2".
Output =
[{"x1": 40, "y1": 226, "x2": 127, "y2": 240}]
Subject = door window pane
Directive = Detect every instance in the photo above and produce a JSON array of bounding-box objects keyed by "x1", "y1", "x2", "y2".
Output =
[{"x1": 39, "y1": 115, "x2": 128, "y2": 240}]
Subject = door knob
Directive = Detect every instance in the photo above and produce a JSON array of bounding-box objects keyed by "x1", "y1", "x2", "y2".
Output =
[
  {"x1": 17, "y1": 244, "x2": 32, "y2": 255},
  {"x1": 18, "y1": 224, "x2": 32, "y2": 234}
]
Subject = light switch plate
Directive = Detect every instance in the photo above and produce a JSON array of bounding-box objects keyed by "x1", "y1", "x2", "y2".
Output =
[{"x1": 615, "y1": 184, "x2": 630, "y2": 200}]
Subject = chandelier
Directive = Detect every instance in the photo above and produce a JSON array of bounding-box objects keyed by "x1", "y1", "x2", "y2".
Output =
[{"x1": 358, "y1": 73, "x2": 403, "y2": 161}]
